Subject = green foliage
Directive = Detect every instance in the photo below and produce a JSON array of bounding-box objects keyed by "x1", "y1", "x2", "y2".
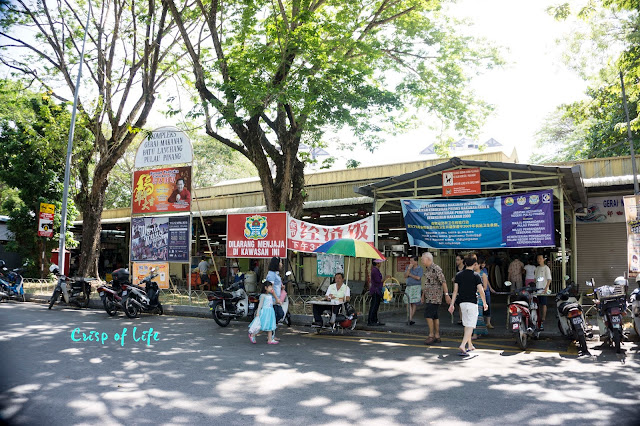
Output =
[{"x1": 0, "y1": 81, "x2": 82, "y2": 275}]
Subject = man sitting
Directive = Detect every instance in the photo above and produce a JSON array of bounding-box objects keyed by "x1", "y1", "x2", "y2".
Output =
[{"x1": 312, "y1": 272, "x2": 350, "y2": 326}]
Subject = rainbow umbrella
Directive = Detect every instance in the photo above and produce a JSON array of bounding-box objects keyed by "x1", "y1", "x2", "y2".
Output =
[{"x1": 313, "y1": 239, "x2": 385, "y2": 285}]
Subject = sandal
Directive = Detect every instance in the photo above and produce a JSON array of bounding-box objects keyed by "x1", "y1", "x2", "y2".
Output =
[
  {"x1": 457, "y1": 350, "x2": 468, "y2": 356},
  {"x1": 434, "y1": 337, "x2": 441, "y2": 343},
  {"x1": 267, "y1": 340, "x2": 279, "y2": 345},
  {"x1": 424, "y1": 336, "x2": 436, "y2": 345},
  {"x1": 248, "y1": 333, "x2": 256, "y2": 344}
]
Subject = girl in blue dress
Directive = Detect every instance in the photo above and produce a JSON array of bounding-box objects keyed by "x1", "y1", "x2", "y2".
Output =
[{"x1": 249, "y1": 281, "x2": 279, "y2": 344}]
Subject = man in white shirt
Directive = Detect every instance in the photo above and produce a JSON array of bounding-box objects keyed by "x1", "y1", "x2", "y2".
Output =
[
  {"x1": 534, "y1": 254, "x2": 552, "y2": 329},
  {"x1": 312, "y1": 272, "x2": 350, "y2": 325}
]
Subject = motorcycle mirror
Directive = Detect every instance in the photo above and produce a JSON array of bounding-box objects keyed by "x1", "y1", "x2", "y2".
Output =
[
  {"x1": 504, "y1": 281, "x2": 512, "y2": 287},
  {"x1": 563, "y1": 275, "x2": 570, "y2": 281},
  {"x1": 285, "y1": 271, "x2": 292, "y2": 277}
]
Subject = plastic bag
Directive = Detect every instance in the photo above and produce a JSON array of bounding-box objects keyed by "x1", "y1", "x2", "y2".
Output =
[{"x1": 248, "y1": 316, "x2": 261, "y2": 334}]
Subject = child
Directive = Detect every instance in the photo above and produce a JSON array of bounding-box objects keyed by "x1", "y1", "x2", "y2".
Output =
[{"x1": 248, "y1": 280, "x2": 279, "y2": 344}]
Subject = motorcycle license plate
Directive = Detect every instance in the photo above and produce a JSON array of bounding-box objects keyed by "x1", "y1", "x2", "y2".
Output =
[
  {"x1": 122, "y1": 291, "x2": 127, "y2": 296},
  {"x1": 510, "y1": 316, "x2": 519, "y2": 323},
  {"x1": 611, "y1": 316, "x2": 621, "y2": 328},
  {"x1": 249, "y1": 303, "x2": 255, "y2": 309},
  {"x1": 571, "y1": 317, "x2": 583, "y2": 325}
]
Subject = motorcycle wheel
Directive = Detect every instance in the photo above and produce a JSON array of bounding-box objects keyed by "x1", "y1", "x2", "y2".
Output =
[
  {"x1": 285, "y1": 312, "x2": 292, "y2": 327},
  {"x1": 577, "y1": 332, "x2": 589, "y2": 355},
  {"x1": 212, "y1": 303, "x2": 231, "y2": 327},
  {"x1": 48, "y1": 289, "x2": 60, "y2": 309},
  {"x1": 156, "y1": 303, "x2": 163, "y2": 315},
  {"x1": 558, "y1": 320, "x2": 566, "y2": 337},
  {"x1": 516, "y1": 324, "x2": 528, "y2": 350},
  {"x1": 83, "y1": 295, "x2": 90, "y2": 308},
  {"x1": 124, "y1": 298, "x2": 140, "y2": 319},
  {"x1": 103, "y1": 297, "x2": 117, "y2": 316},
  {"x1": 613, "y1": 328, "x2": 622, "y2": 354},
  {"x1": 634, "y1": 321, "x2": 638, "y2": 337}
]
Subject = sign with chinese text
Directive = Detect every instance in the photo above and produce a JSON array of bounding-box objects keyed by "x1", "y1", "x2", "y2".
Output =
[
  {"x1": 442, "y1": 168, "x2": 481, "y2": 197},
  {"x1": 131, "y1": 216, "x2": 190, "y2": 262},
  {"x1": 134, "y1": 127, "x2": 193, "y2": 168},
  {"x1": 396, "y1": 256, "x2": 411, "y2": 273},
  {"x1": 38, "y1": 202, "x2": 55, "y2": 237},
  {"x1": 132, "y1": 262, "x2": 170, "y2": 289},
  {"x1": 226, "y1": 212, "x2": 287, "y2": 258},
  {"x1": 132, "y1": 166, "x2": 192, "y2": 214},
  {"x1": 317, "y1": 253, "x2": 345, "y2": 277},
  {"x1": 402, "y1": 190, "x2": 555, "y2": 249},
  {"x1": 624, "y1": 195, "x2": 640, "y2": 277},
  {"x1": 577, "y1": 195, "x2": 626, "y2": 224},
  {"x1": 287, "y1": 216, "x2": 374, "y2": 253}
]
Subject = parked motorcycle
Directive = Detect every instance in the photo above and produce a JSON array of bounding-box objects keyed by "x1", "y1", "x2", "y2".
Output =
[
  {"x1": 589, "y1": 277, "x2": 627, "y2": 354},
  {"x1": 555, "y1": 277, "x2": 590, "y2": 355},
  {"x1": 631, "y1": 276, "x2": 640, "y2": 337},
  {"x1": 0, "y1": 260, "x2": 25, "y2": 302},
  {"x1": 97, "y1": 268, "x2": 131, "y2": 316},
  {"x1": 505, "y1": 279, "x2": 543, "y2": 349},
  {"x1": 123, "y1": 268, "x2": 164, "y2": 318},
  {"x1": 48, "y1": 264, "x2": 93, "y2": 309},
  {"x1": 208, "y1": 276, "x2": 259, "y2": 327},
  {"x1": 311, "y1": 301, "x2": 358, "y2": 334}
]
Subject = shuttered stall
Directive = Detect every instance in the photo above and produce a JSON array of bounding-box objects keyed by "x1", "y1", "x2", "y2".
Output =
[{"x1": 576, "y1": 222, "x2": 627, "y2": 288}]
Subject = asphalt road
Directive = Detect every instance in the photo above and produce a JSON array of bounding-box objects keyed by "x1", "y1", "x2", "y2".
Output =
[{"x1": 1, "y1": 302, "x2": 639, "y2": 426}]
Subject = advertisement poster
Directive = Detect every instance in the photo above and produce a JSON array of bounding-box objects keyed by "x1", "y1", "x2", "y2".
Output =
[
  {"x1": 623, "y1": 195, "x2": 640, "y2": 277},
  {"x1": 226, "y1": 212, "x2": 287, "y2": 258},
  {"x1": 132, "y1": 262, "x2": 170, "y2": 289},
  {"x1": 442, "y1": 168, "x2": 481, "y2": 197},
  {"x1": 134, "y1": 127, "x2": 193, "y2": 168},
  {"x1": 577, "y1": 195, "x2": 626, "y2": 224},
  {"x1": 288, "y1": 216, "x2": 374, "y2": 253},
  {"x1": 317, "y1": 253, "x2": 344, "y2": 277},
  {"x1": 132, "y1": 166, "x2": 192, "y2": 214},
  {"x1": 131, "y1": 216, "x2": 190, "y2": 262},
  {"x1": 401, "y1": 190, "x2": 555, "y2": 249},
  {"x1": 37, "y1": 202, "x2": 55, "y2": 237}
]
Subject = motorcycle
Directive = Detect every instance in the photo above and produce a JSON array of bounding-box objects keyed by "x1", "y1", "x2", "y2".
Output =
[
  {"x1": 0, "y1": 260, "x2": 25, "y2": 302},
  {"x1": 588, "y1": 277, "x2": 627, "y2": 354},
  {"x1": 631, "y1": 276, "x2": 640, "y2": 337},
  {"x1": 311, "y1": 300, "x2": 358, "y2": 334},
  {"x1": 48, "y1": 264, "x2": 93, "y2": 309},
  {"x1": 504, "y1": 279, "x2": 544, "y2": 350},
  {"x1": 96, "y1": 268, "x2": 131, "y2": 316},
  {"x1": 555, "y1": 277, "x2": 590, "y2": 355},
  {"x1": 208, "y1": 274, "x2": 260, "y2": 327},
  {"x1": 123, "y1": 268, "x2": 164, "y2": 318}
]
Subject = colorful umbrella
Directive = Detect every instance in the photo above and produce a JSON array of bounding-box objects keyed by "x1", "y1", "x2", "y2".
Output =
[{"x1": 313, "y1": 238, "x2": 385, "y2": 260}]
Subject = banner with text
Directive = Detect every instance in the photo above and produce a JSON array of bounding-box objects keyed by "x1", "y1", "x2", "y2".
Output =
[
  {"x1": 132, "y1": 166, "x2": 192, "y2": 214},
  {"x1": 287, "y1": 216, "x2": 374, "y2": 253},
  {"x1": 623, "y1": 195, "x2": 640, "y2": 277},
  {"x1": 401, "y1": 190, "x2": 555, "y2": 249},
  {"x1": 131, "y1": 216, "x2": 190, "y2": 262},
  {"x1": 134, "y1": 127, "x2": 193, "y2": 168},
  {"x1": 577, "y1": 195, "x2": 626, "y2": 224},
  {"x1": 317, "y1": 254, "x2": 345, "y2": 277},
  {"x1": 132, "y1": 262, "x2": 170, "y2": 289},
  {"x1": 226, "y1": 212, "x2": 287, "y2": 258}
]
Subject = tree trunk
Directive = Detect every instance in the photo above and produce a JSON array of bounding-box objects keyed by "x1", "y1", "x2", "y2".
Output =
[{"x1": 77, "y1": 172, "x2": 109, "y2": 278}]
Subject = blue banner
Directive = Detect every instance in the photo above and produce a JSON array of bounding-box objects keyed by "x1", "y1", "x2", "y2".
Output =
[{"x1": 401, "y1": 190, "x2": 555, "y2": 249}]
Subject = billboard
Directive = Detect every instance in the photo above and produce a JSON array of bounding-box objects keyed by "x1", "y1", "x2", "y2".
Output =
[
  {"x1": 401, "y1": 190, "x2": 555, "y2": 249},
  {"x1": 131, "y1": 216, "x2": 190, "y2": 262},
  {"x1": 132, "y1": 166, "x2": 192, "y2": 214},
  {"x1": 132, "y1": 262, "x2": 170, "y2": 289},
  {"x1": 577, "y1": 195, "x2": 626, "y2": 224},
  {"x1": 134, "y1": 127, "x2": 193, "y2": 168},
  {"x1": 226, "y1": 213, "x2": 287, "y2": 258},
  {"x1": 287, "y1": 216, "x2": 374, "y2": 253}
]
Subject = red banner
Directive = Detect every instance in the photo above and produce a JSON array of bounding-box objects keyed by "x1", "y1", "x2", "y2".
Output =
[
  {"x1": 442, "y1": 168, "x2": 481, "y2": 197},
  {"x1": 226, "y1": 213, "x2": 287, "y2": 258},
  {"x1": 287, "y1": 216, "x2": 374, "y2": 253},
  {"x1": 132, "y1": 167, "x2": 192, "y2": 214}
]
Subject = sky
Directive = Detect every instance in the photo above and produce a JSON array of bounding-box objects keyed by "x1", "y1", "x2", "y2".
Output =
[{"x1": 321, "y1": 0, "x2": 589, "y2": 167}]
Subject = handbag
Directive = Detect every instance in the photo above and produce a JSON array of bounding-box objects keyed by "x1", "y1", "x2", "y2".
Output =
[{"x1": 248, "y1": 316, "x2": 261, "y2": 334}]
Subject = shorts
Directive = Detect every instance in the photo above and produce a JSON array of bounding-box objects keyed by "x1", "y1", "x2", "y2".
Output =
[
  {"x1": 405, "y1": 285, "x2": 422, "y2": 304},
  {"x1": 537, "y1": 295, "x2": 548, "y2": 306},
  {"x1": 424, "y1": 303, "x2": 440, "y2": 319},
  {"x1": 525, "y1": 278, "x2": 535, "y2": 286},
  {"x1": 460, "y1": 302, "x2": 478, "y2": 328}
]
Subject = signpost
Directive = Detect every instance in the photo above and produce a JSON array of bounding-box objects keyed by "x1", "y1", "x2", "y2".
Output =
[{"x1": 38, "y1": 203, "x2": 55, "y2": 238}]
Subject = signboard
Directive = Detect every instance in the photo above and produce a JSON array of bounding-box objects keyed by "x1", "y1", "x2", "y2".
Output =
[
  {"x1": 38, "y1": 202, "x2": 55, "y2": 237},
  {"x1": 577, "y1": 195, "x2": 626, "y2": 224},
  {"x1": 134, "y1": 126, "x2": 193, "y2": 168},
  {"x1": 287, "y1": 216, "x2": 374, "y2": 253},
  {"x1": 317, "y1": 253, "x2": 344, "y2": 277},
  {"x1": 442, "y1": 168, "x2": 481, "y2": 197},
  {"x1": 623, "y1": 195, "x2": 640, "y2": 277},
  {"x1": 132, "y1": 262, "x2": 170, "y2": 289},
  {"x1": 131, "y1": 216, "x2": 190, "y2": 262},
  {"x1": 226, "y1": 212, "x2": 287, "y2": 258},
  {"x1": 132, "y1": 166, "x2": 192, "y2": 214},
  {"x1": 396, "y1": 256, "x2": 411, "y2": 273},
  {"x1": 401, "y1": 190, "x2": 555, "y2": 249}
]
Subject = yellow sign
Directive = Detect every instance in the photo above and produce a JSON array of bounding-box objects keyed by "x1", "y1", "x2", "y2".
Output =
[
  {"x1": 132, "y1": 262, "x2": 169, "y2": 289},
  {"x1": 40, "y1": 203, "x2": 55, "y2": 214}
]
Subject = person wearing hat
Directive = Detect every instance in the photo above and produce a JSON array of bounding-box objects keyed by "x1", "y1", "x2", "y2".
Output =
[{"x1": 231, "y1": 262, "x2": 244, "y2": 284}]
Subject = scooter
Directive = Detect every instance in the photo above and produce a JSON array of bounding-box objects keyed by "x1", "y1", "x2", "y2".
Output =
[
  {"x1": 48, "y1": 264, "x2": 93, "y2": 309},
  {"x1": 0, "y1": 260, "x2": 25, "y2": 302},
  {"x1": 631, "y1": 276, "x2": 640, "y2": 337},
  {"x1": 555, "y1": 277, "x2": 590, "y2": 355},
  {"x1": 123, "y1": 268, "x2": 164, "y2": 318},
  {"x1": 504, "y1": 279, "x2": 543, "y2": 350},
  {"x1": 96, "y1": 268, "x2": 131, "y2": 316},
  {"x1": 588, "y1": 277, "x2": 627, "y2": 354}
]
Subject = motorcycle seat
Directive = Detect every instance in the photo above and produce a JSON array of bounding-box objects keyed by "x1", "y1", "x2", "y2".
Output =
[
  {"x1": 560, "y1": 302, "x2": 580, "y2": 314},
  {"x1": 211, "y1": 291, "x2": 234, "y2": 299},
  {"x1": 512, "y1": 301, "x2": 529, "y2": 307}
]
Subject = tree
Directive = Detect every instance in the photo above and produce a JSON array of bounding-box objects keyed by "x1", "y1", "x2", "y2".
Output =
[
  {"x1": 0, "y1": 81, "x2": 82, "y2": 277},
  {"x1": 0, "y1": 0, "x2": 191, "y2": 276},
  {"x1": 164, "y1": 0, "x2": 500, "y2": 217}
]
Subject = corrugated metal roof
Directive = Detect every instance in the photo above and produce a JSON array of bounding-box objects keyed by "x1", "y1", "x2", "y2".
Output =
[{"x1": 583, "y1": 175, "x2": 640, "y2": 188}]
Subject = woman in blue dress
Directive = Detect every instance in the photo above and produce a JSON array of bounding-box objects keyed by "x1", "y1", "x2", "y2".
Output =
[{"x1": 249, "y1": 281, "x2": 279, "y2": 344}]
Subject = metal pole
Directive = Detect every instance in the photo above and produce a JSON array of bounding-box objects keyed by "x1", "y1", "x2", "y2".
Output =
[
  {"x1": 620, "y1": 70, "x2": 639, "y2": 194},
  {"x1": 57, "y1": 2, "x2": 92, "y2": 275}
]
